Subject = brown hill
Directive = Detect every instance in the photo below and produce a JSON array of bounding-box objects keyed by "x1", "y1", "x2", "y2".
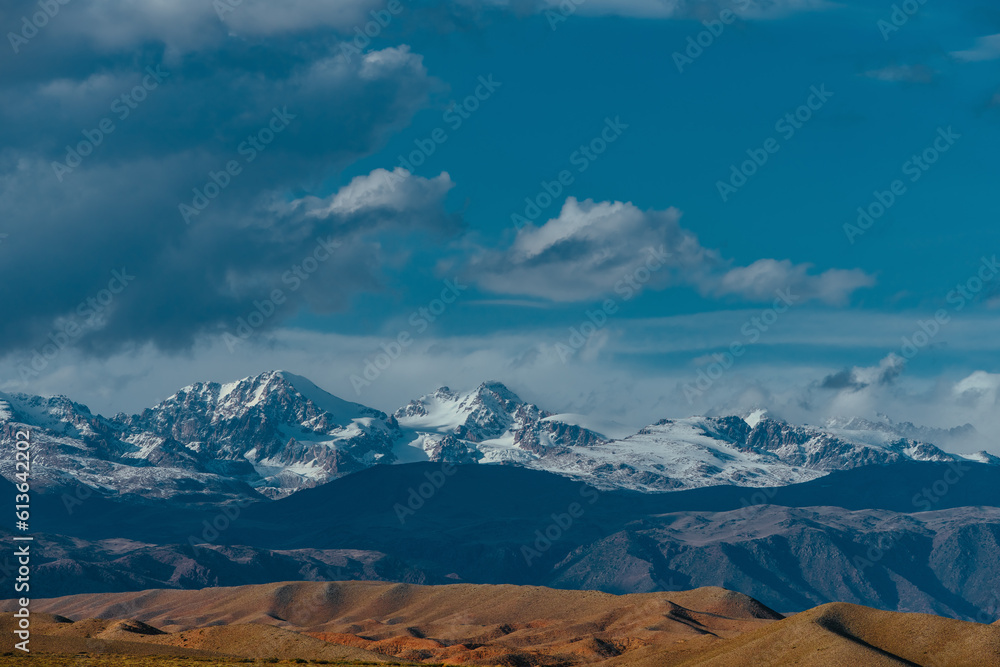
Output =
[
  {"x1": 132, "y1": 622, "x2": 393, "y2": 661},
  {"x1": 3, "y1": 581, "x2": 999, "y2": 665},
  {"x1": 0, "y1": 609, "x2": 388, "y2": 662},
  {"x1": 1, "y1": 581, "x2": 778, "y2": 664},
  {"x1": 0, "y1": 612, "x2": 216, "y2": 658},
  {"x1": 661, "y1": 602, "x2": 1000, "y2": 666},
  {"x1": 12, "y1": 580, "x2": 781, "y2": 630}
]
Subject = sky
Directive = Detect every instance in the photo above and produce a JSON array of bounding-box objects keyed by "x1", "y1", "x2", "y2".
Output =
[{"x1": 1, "y1": 0, "x2": 999, "y2": 450}]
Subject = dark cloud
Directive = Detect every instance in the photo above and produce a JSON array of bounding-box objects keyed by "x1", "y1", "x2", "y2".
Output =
[
  {"x1": 820, "y1": 369, "x2": 859, "y2": 390},
  {"x1": 819, "y1": 354, "x2": 905, "y2": 392},
  {"x1": 0, "y1": 17, "x2": 454, "y2": 359}
]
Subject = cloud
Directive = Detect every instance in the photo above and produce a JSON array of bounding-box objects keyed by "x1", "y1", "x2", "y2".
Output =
[
  {"x1": 820, "y1": 354, "x2": 905, "y2": 391},
  {"x1": 467, "y1": 197, "x2": 874, "y2": 305},
  {"x1": 468, "y1": 198, "x2": 698, "y2": 301},
  {"x1": 0, "y1": 159, "x2": 457, "y2": 361},
  {"x1": 459, "y1": 0, "x2": 835, "y2": 20},
  {"x1": 2, "y1": 44, "x2": 435, "y2": 161},
  {"x1": 953, "y1": 371, "x2": 1000, "y2": 406},
  {"x1": 298, "y1": 168, "x2": 457, "y2": 221},
  {"x1": 861, "y1": 64, "x2": 935, "y2": 84},
  {"x1": 951, "y1": 34, "x2": 1000, "y2": 63},
  {"x1": 0, "y1": 38, "x2": 451, "y2": 359},
  {"x1": 712, "y1": 259, "x2": 876, "y2": 306},
  {"x1": 0, "y1": 0, "x2": 389, "y2": 55},
  {"x1": 0, "y1": 0, "x2": 833, "y2": 62}
]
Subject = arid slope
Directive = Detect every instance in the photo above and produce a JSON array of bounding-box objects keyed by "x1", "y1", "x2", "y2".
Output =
[{"x1": 3, "y1": 581, "x2": 999, "y2": 666}]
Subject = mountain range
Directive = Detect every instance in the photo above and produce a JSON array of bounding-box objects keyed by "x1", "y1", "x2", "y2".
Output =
[
  {"x1": 2, "y1": 371, "x2": 999, "y2": 623},
  {"x1": 2, "y1": 459, "x2": 999, "y2": 620},
  {"x1": 1, "y1": 370, "x2": 994, "y2": 504}
]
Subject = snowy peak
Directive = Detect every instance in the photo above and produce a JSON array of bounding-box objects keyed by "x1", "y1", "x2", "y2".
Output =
[
  {"x1": 394, "y1": 380, "x2": 542, "y2": 442},
  {"x1": 0, "y1": 390, "x2": 108, "y2": 440},
  {"x1": 393, "y1": 381, "x2": 608, "y2": 463},
  {"x1": 702, "y1": 414, "x2": 961, "y2": 470},
  {"x1": 116, "y1": 370, "x2": 399, "y2": 499},
  {"x1": 154, "y1": 370, "x2": 385, "y2": 429},
  {"x1": 743, "y1": 408, "x2": 768, "y2": 428},
  {"x1": 477, "y1": 380, "x2": 524, "y2": 404},
  {"x1": 275, "y1": 371, "x2": 386, "y2": 423}
]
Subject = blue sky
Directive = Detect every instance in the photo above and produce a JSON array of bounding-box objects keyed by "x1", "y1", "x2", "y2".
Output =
[{"x1": 1, "y1": 0, "x2": 999, "y2": 446}]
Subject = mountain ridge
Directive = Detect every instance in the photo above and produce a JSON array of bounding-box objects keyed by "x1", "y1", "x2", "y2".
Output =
[
  {"x1": 0, "y1": 370, "x2": 994, "y2": 504},
  {"x1": 4, "y1": 581, "x2": 999, "y2": 665}
]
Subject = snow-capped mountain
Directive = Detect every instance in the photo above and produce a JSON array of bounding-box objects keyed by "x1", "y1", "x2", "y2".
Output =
[
  {"x1": 117, "y1": 371, "x2": 401, "y2": 498},
  {"x1": 0, "y1": 391, "x2": 259, "y2": 502},
  {"x1": 393, "y1": 382, "x2": 607, "y2": 464},
  {"x1": 0, "y1": 371, "x2": 994, "y2": 503},
  {"x1": 471, "y1": 413, "x2": 971, "y2": 493},
  {"x1": 823, "y1": 414, "x2": 980, "y2": 450}
]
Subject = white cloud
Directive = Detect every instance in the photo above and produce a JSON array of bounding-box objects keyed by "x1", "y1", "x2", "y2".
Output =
[
  {"x1": 951, "y1": 34, "x2": 1000, "y2": 63},
  {"x1": 8, "y1": 0, "x2": 837, "y2": 57},
  {"x1": 481, "y1": 0, "x2": 835, "y2": 19},
  {"x1": 36, "y1": 0, "x2": 387, "y2": 53},
  {"x1": 469, "y1": 197, "x2": 704, "y2": 301},
  {"x1": 953, "y1": 371, "x2": 1000, "y2": 405},
  {"x1": 713, "y1": 259, "x2": 876, "y2": 306},
  {"x1": 300, "y1": 168, "x2": 455, "y2": 219},
  {"x1": 468, "y1": 197, "x2": 874, "y2": 305}
]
